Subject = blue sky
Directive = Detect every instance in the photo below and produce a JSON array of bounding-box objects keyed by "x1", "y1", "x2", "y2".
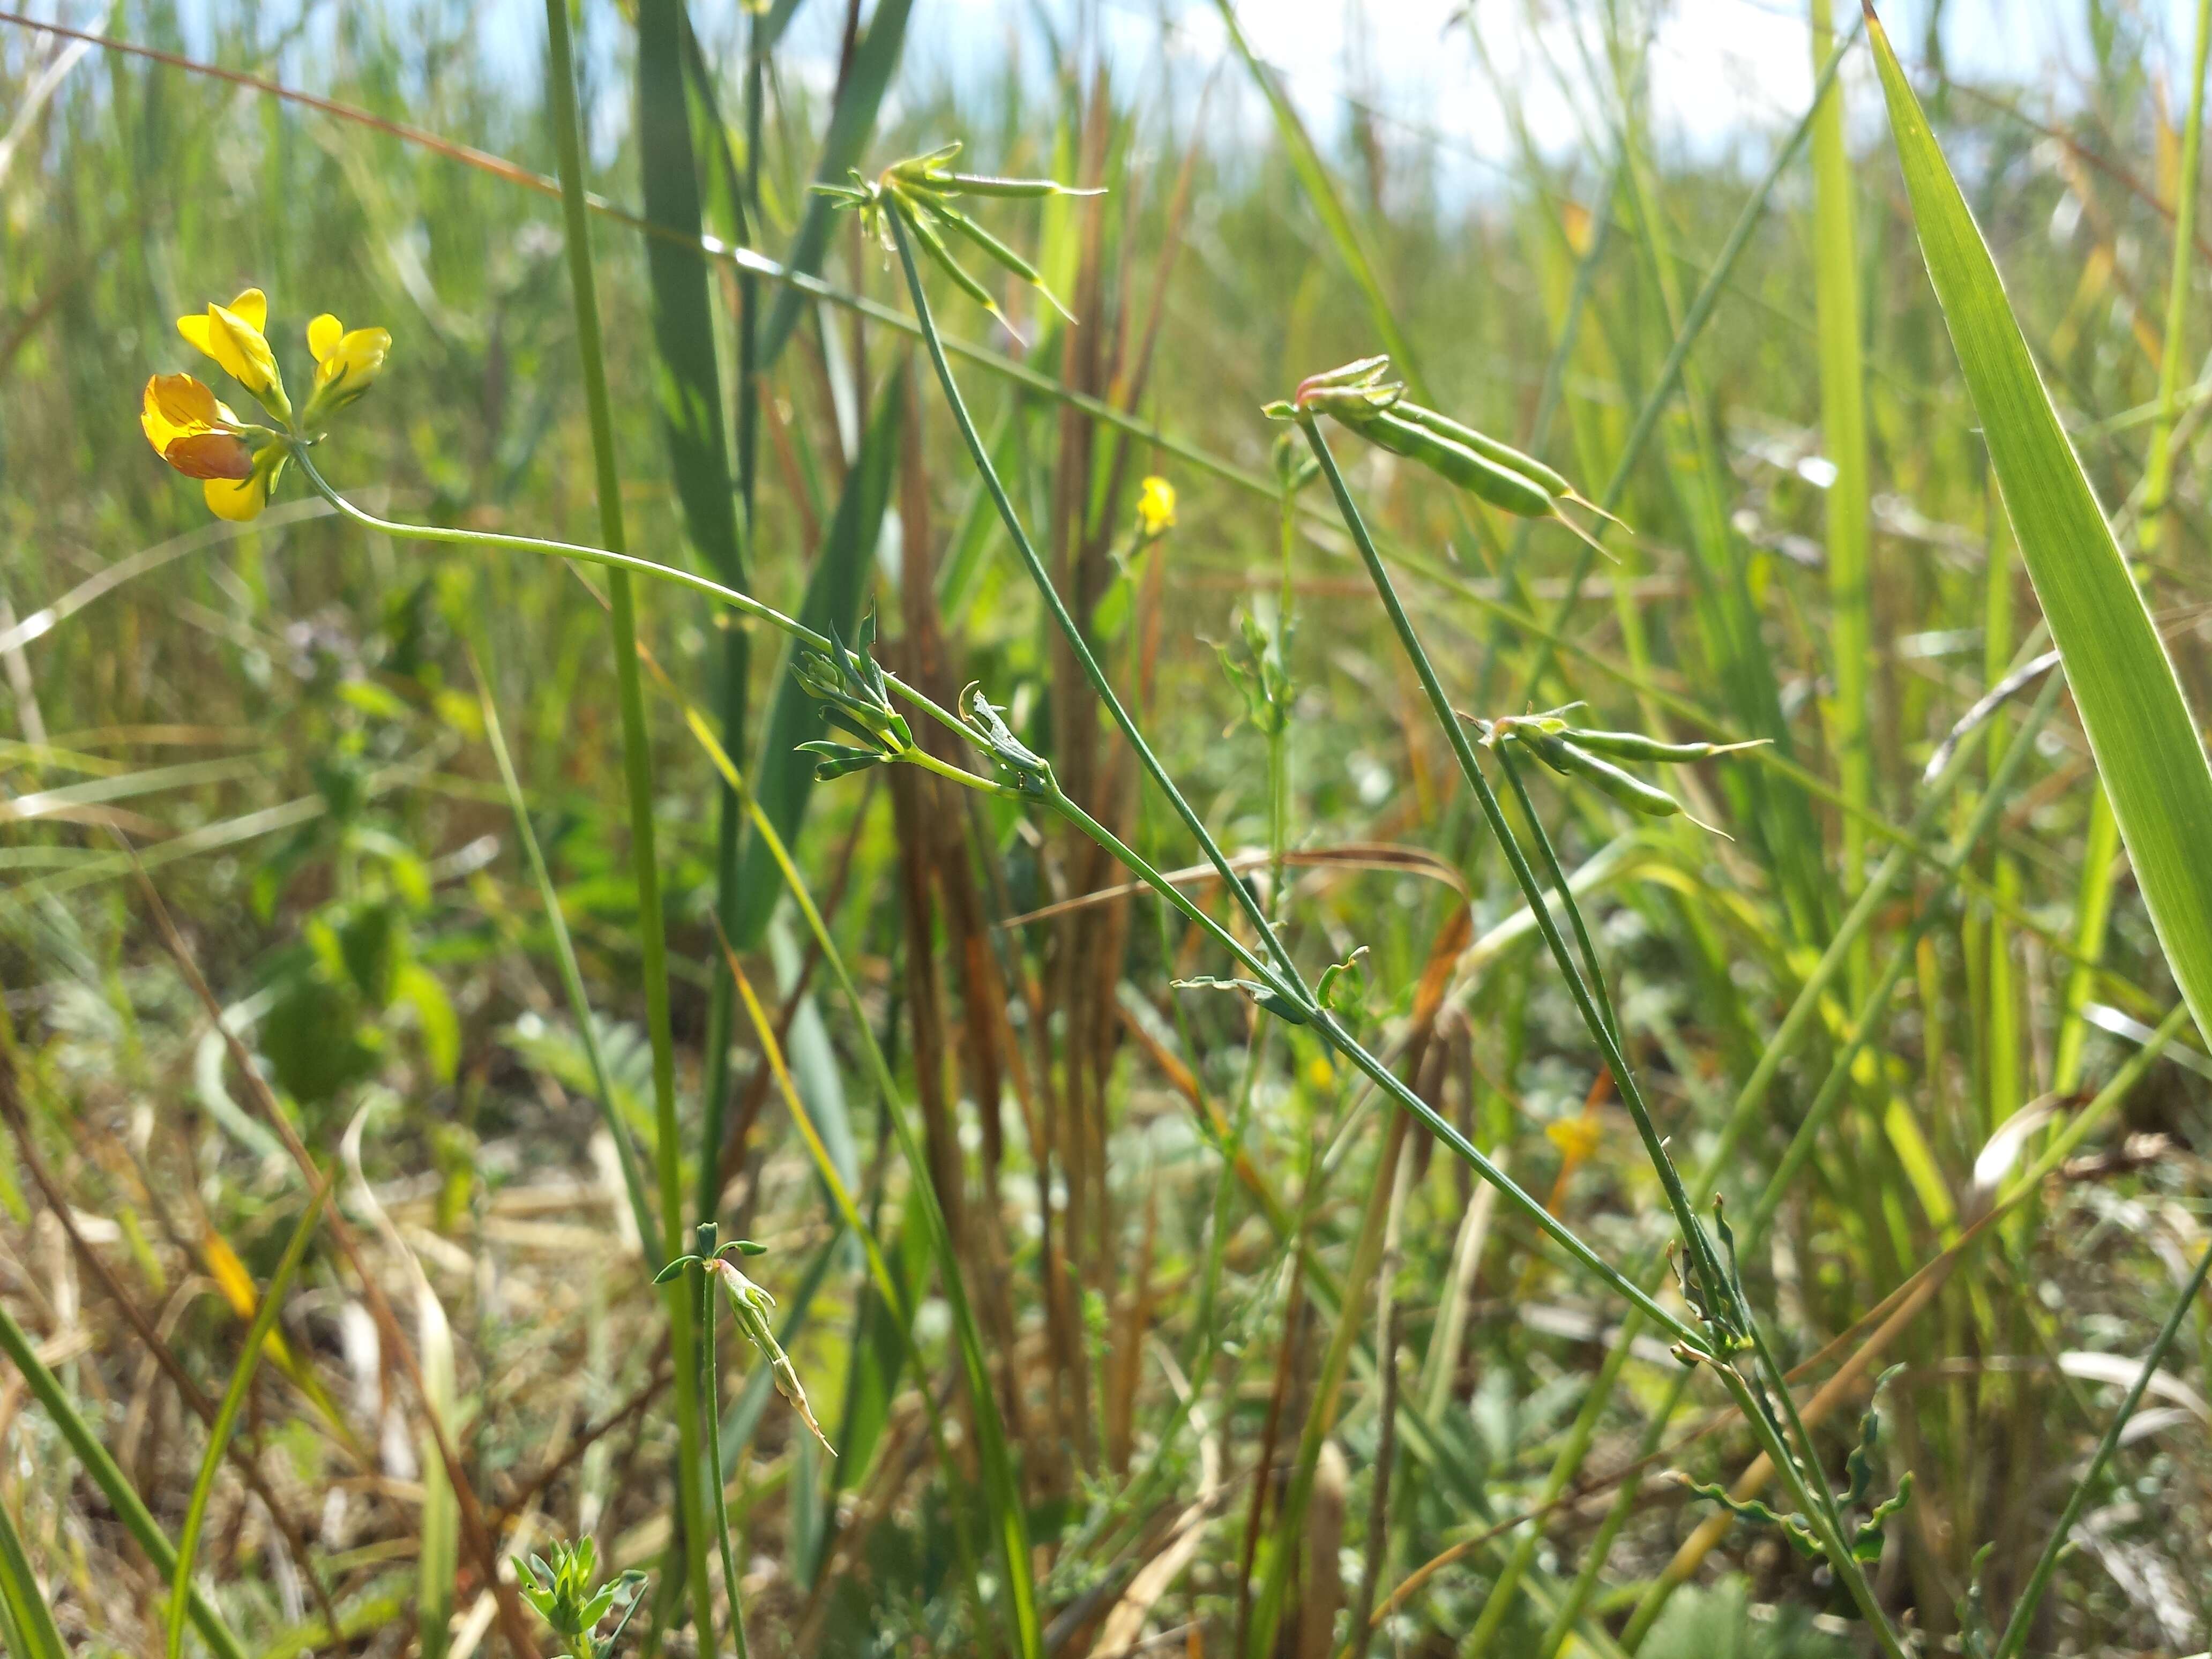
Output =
[{"x1": 126, "y1": 0, "x2": 2212, "y2": 195}]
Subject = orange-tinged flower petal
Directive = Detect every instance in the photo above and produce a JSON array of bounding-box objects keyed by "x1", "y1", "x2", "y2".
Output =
[
  {"x1": 162, "y1": 432, "x2": 256, "y2": 480},
  {"x1": 148, "y1": 371, "x2": 222, "y2": 429},
  {"x1": 307, "y1": 313, "x2": 343, "y2": 363}
]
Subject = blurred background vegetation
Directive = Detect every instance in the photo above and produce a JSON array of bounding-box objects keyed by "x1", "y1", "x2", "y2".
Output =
[{"x1": 4, "y1": 1, "x2": 2212, "y2": 1654}]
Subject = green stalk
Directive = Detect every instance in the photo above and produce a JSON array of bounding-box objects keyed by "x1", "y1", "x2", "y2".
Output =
[
  {"x1": 1515, "y1": 675, "x2": 2050, "y2": 1650},
  {"x1": 2140, "y1": 0, "x2": 2212, "y2": 553},
  {"x1": 539, "y1": 1, "x2": 712, "y2": 1647},
  {"x1": 167, "y1": 1185, "x2": 330, "y2": 1659},
  {"x1": 884, "y1": 202, "x2": 1301, "y2": 991},
  {"x1": 1496, "y1": 742, "x2": 1618, "y2": 1045},
  {"x1": 885, "y1": 188, "x2": 1712, "y2": 1355},
  {"x1": 1991, "y1": 1234, "x2": 2212, "y2": 1658},
  {"x1": 1301, "y1": 419, "x2": 1735, "y2": 1337},
  {"x1": 1811, "y1": 0, "x2": 1873, "y2": 1001},
  {"x1": 472, "y1": 645, "x2": 659, "y2": 1261},
  {"x1": 694, "y1": 1223, "x2": 751, "y2": 1659},
  {"x1": 0, "y1": 1302, "x2": 249, "y2": 1659},
  {"x1": 1706, "y1": 1364, "x2": 1909, "y2": 1659},
  {"x1": 0, "y1": 1483, "x2": 65, "y2": 1659}
]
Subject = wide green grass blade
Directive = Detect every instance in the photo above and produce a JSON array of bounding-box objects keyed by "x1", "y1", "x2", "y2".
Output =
[
  {"x1": 1867, "y1": 3, "x2": 2212, "y2": 1049},
  {"x1": 636, "y1": 0, "x2": 753, "y2": 1224},
  {"x1": 732, "y1": 362, "x2": 906, "y2": 946},
  {"x1": 756, "y1": 0, "x2": 915, "y2": 370},
  {"x1": 0, "y1": 1486, "x2": 66, "y2": 1659}
]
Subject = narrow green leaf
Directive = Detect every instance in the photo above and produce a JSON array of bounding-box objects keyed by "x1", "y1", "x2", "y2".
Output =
[
  {"x1": 0, "y1": 1489, "x2": 66, "y2": 1659},
  {"x1": 1868, "y1": 3, "x2": 2212, "y2": 1048},
  {"x1": 166, "y1": 1186, "x2": 328, "y2": 1659},
  {"x1": 0, "y1": 1302, "x2": 249, "y2": 1659}
]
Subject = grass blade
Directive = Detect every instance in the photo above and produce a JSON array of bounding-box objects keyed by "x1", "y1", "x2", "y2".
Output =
[
  {"x1": 0, "y1": 1484, "x2": 66, "y2": 1659},
  {"x1": 541, "y1": 0, "x2": 713, "y2": 1643},
  {"x1": 165, "y1": 1184, "x2": 329, "y2": 1659},
  {"x1": 0, "y1": 1296, "x2": 250, "y2": 1659},
  {"x1": 1869, "y1": 1, "x2": 2212, "y2": 1049},
  {"x1": 637, "y1": 0, "x2": 755, "y2": 1225},
  {"x1": 756, "y1": 0, "x2": 915, "y2": 369}
]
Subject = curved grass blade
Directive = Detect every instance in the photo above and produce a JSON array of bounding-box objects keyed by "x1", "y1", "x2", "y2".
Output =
[
  {"x1": 0, "y1": 1487, "x2": 66, "y2": 1659},
  {"x1": 165, "y1": 1184, "x2": 330, "y2": 1659},
  {"x1": 1868, "y1": 1, "x2": 2212, "y2": 1049}
]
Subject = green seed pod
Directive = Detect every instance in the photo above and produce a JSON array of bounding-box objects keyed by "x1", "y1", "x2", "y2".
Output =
[
  {"x1": 1342, "y1": 407, "x2": 1556, "y2": 518},
  {"x1": 933, "y1": 201, "x2": 1075, "y2": 322},
  {"x1": 939, "y1": 173, "x2": 1103, "y2": 199},
  {"x1": 1387, "y1": 402, "x2": 1572, "y2": 500},
  {"x1": 1553, "y1": 738, "x2": 1685, "y2": 818},
  {"x1": 1511, "y1": 726, "x2": 1585, "y2": 778},
  {"x1": 1560, "y1": 728, "x2": 1768, "y2": 764},
  {"x1": 894, "y1": 198, "x2": 1010, "y2": 326}
]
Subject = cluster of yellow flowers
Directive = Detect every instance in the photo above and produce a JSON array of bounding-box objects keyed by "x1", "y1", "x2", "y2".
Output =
[{"x1": 139, "y1": 288, "x2": 389, "y2": 521}]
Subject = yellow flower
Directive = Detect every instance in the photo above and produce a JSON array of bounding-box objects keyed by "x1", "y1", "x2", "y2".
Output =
[
  {"x1": 1138, "y1": 475, "x2": 1177, "y2": 538},
  {"x1": 140, "y1": 373, "x2": 253, "y2": 479},
  {"x1": 177, "y1": 287, "x2": 291, "y2": 421},
  {"x1": 303, "y1": 312, "x2": 391, "y2": 424},
  {"x1": 140, "y1": 372, "x2": 285, "y2": 520}
]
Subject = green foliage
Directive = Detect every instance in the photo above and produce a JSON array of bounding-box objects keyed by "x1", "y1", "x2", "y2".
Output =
[{"x1": 513, "y1": 1538, "x2": 648, "y2": 1659}]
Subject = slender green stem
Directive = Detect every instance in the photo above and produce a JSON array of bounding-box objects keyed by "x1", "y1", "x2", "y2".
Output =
[
  {"x1": 540, "y1": 3, "x2": 712, "y2": 1649},
  {"x1": 2142, "y1": 0, "x2": 2212, "y2": 550},
  {"x1": 1992, "y1": 1236, "x2": 2212, "y2": 1657},
  {"x1": 166, "y1": 1184, "x2": 329, "y2": 1659},
  {"x1": 1044, "y1": 786, "x2": 1293, "y2": 999},
  {"x1": 731, "y1": 777, "x2": 1040, "y2": 1658},
  {"x1": 1708, "y1": 1363, "x2": 1909, "y2": 1659},
  {"x1": 695, "y1": 1224, "x2": 751, "y2": 1659},
  {"x1": 292, "y1": 450, "x2": 974, "y2": 747},
  {"x1": 885, "y1": 201, "x2": 1302, "y2": 992},
  {"x1": 1301, "y1": 417, "x2": 1734, "y2": 1334},
  {"x1": 1495, "y1": 741, "x2": 1618, "y2": 1045},
  {"x1": 473, "y1": 645, "x2": 661, "y2": 1264}
]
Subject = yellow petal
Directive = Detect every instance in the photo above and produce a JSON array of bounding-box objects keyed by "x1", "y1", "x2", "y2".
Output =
[
  {"x1": 203, "y1": 470, "x2": 268, "y2": 521},
  {"x1": 201, "y1": 444, "x2": 284, "y2": 521},
  {"x1": 153, "y1": 371, "x2": 220, "y2": 428},
  {"x1": 226, "y1": 288, "x2": 267, "y2": 334},
  {"x1": 307, "y1": 313, "x2": 343, "y2": 363},
  {"x1": 177, "y1": 313, "x2": 216, "y2": 356},
  {"x1": 304, "y1": 325, "x2": 392, "y2": 423},
  {"x1": 141, "y1": 373, "x2": 206, "y2": 457}
]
